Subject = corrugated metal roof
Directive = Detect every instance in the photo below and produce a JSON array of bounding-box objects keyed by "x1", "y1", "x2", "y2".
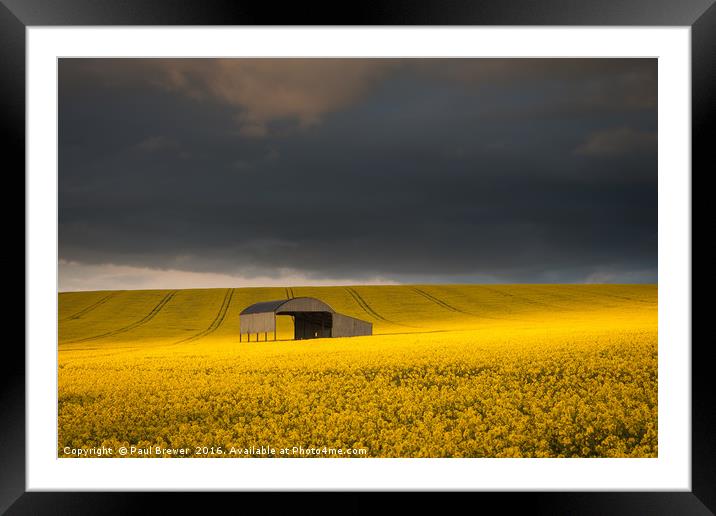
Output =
[
  {"x1": 239, "y1": 297, "x2": 336, "y2": 315},
  {"x1": 240, "y1": 300, "x2": 288, "y2": 315}
]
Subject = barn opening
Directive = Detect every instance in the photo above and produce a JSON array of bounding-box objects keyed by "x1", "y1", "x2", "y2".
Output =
[{"x1": 239, "y1": 297, "x2": 372, "y2": 341}]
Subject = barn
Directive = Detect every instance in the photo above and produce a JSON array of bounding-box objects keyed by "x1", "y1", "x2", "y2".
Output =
[{"x1": 239, "y1": 297, "x2": 372, "y2": 341}]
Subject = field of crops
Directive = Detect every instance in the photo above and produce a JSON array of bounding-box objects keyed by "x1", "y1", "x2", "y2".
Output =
[{"x1": 58, "y1": 284, "x2": 657, "y2": 458}]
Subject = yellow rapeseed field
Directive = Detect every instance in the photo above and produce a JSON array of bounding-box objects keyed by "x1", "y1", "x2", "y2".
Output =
[{"x1": 58, "y1": 284, "x2": 657, "y2": 458}]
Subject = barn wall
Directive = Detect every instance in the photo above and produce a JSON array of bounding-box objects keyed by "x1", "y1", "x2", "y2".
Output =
[
  {"x1": 332, "y1": 313, "x2": 373, "y2": 338},
  {"x1": 240, "y1": 312, "x2": 276, "y2": 334}
]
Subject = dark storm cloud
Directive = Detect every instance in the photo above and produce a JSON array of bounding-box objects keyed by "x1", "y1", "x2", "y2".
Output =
[{"x1": 59, "y1": 58, "x2": 657, "y2": 287}]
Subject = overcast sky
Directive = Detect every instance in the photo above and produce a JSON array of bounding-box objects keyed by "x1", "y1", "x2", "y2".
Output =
[{"x1": 59, "y1": 58, "x2": 657, "y2": 291}]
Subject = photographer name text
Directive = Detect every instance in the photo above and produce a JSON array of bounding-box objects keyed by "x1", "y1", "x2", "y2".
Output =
[{"x1": 61, "y1": 445, "x2": 368, "y2": 457}]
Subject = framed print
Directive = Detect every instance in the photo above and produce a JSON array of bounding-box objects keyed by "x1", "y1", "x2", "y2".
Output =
[{"x1": 6, "y1": 0, "x2": 711, "y2": 513}]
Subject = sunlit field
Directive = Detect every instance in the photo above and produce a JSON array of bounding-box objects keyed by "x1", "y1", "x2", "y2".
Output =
[{"x1": 58, "y1": 284, "x2": 657, "y2": 458}]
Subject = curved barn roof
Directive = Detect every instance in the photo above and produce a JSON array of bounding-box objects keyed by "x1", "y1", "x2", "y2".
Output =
[{"x1": 240, "y1": 297, "x2": 335, "y2": 315}]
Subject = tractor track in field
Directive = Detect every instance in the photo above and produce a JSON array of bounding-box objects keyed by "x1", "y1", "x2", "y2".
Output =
[
  {"x1": 345, "y1": 287, "x2": 388, "y2": 321},
  {"x1": 285, "y1": 287, "x2": 295, "y2": 299},
  {"x1": 412, "y1": 288, "x2": 464, "y2": 314},
  {"x1": 480, "y1": 286, "x2": 564, "y2": 310},
  {"x1": 62, "y1": 293, "x2": 115, "y2": 321},
  {"x1": 412, "y1": 287, "x2": 507, "y2": 320},
  {"x1": 67, "y1": 290, "x2": 178, "y2": 344},
  {"x1": 175, "y1": 288, "x2": 234, "y2": 344},
  {"x1": 345, "y1": 287, "x2": 414, "y2": 328}
]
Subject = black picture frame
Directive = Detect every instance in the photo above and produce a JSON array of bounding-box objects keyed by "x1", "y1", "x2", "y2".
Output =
[{"x1": 5, "y1": 0, "x2": 710, "y2": 513}]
